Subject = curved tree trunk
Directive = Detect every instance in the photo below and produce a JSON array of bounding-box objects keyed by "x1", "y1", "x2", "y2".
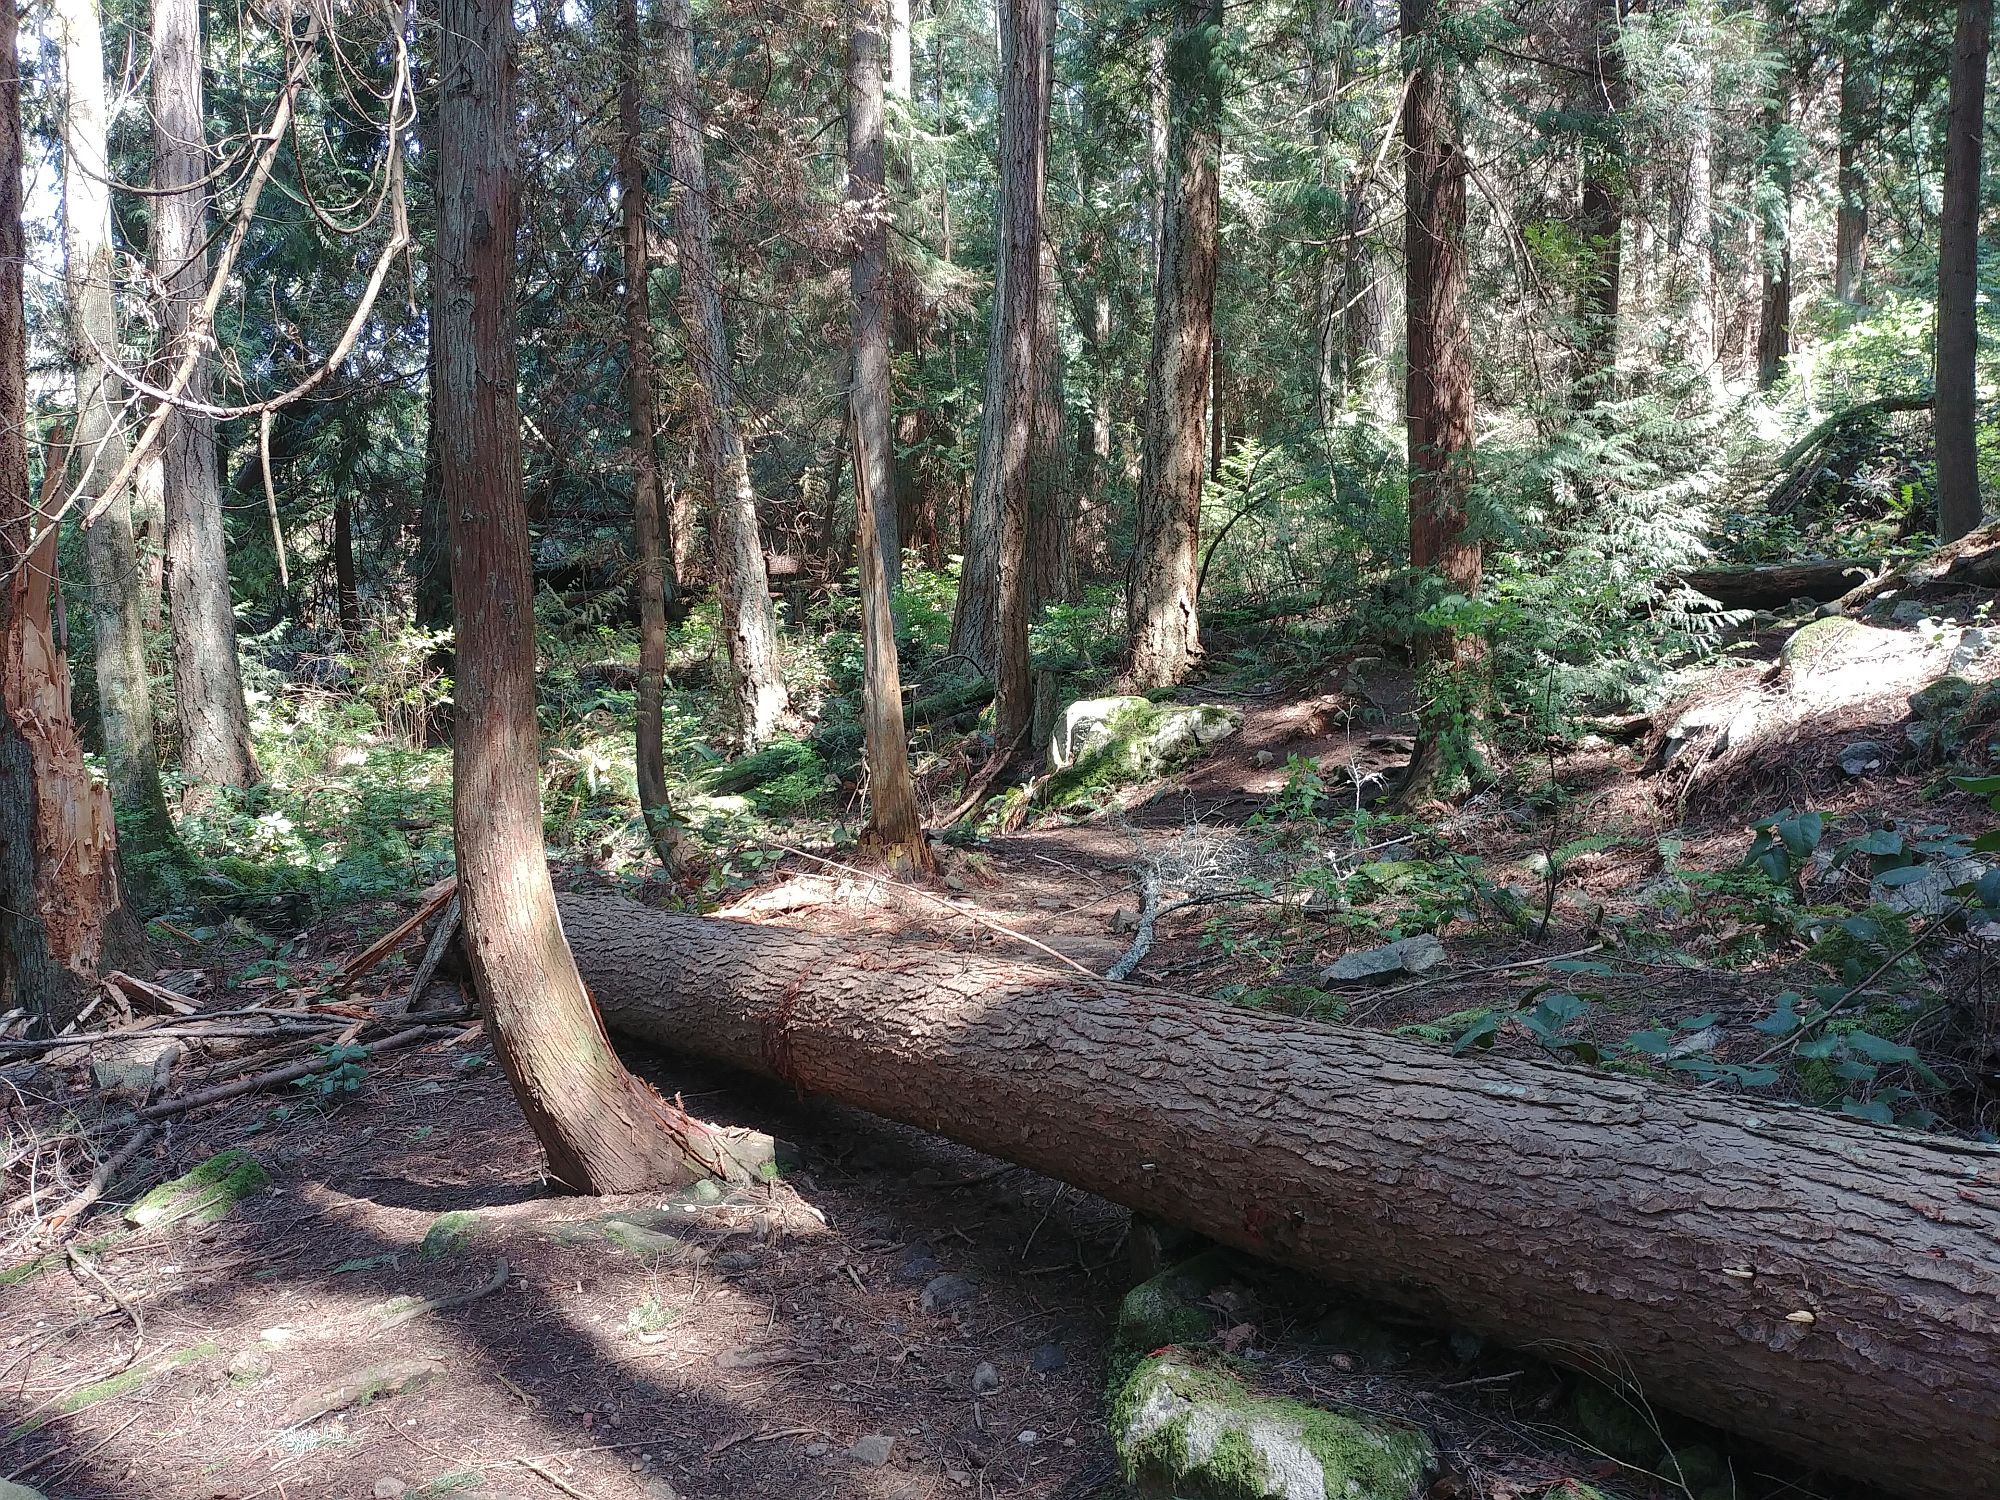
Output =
[
  {"x1": 1126, "y1": 0, "x2": 1221, "y2": 691},
  {"x1": 152, "y1": 0, "x2": 257, "y2": 791},
  {"x1": 56, "y1": 0, "x2": 176, "y2": 866},
  {"x1": 849, "y1": 0, "x2": 927, "y2": 868},
  {"x1": 434, "y1": 0, "x2": 732, "y2": 1193},
  {"x1": 618, "y1": 0, "x2": 688, "y2": 876},
  {"x1": 1937, "y1": 0, "x2": 1991, "y2": 543},
  {"x1": 660, "y1": 0, "x2": 791, "y2": 747},
  {"x1": 560, "y1": 890, "x2": 2000, "y2": 1500}
]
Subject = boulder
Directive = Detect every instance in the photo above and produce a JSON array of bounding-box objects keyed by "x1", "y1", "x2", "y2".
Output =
[
  {"x1": 1114, "y1": 1355, "x2": 1433, "y2": 1500},
  {"x1": 1043, "y1": 698, "x2": 1243, "y2": 807},
  {"x1": 1321, "y1": 935, "x2": 1445, "y2": 986},
  {"x1": 1116, "y1": 1250, "x2": 1235, "y2": 1350}
]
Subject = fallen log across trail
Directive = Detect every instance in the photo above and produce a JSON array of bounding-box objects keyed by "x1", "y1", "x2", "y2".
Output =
[{"x1": 557, "y1": 891, "x2": 2000, "y2": 1500}]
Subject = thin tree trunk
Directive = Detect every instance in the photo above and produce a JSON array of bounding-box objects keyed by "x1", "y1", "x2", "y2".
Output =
[
  {"x1": 1147, "y1": 33, "x2": 1169, "y2": 295},
  {"x1": 1399, "y1": 0, "x2": 1480, "y2": 802},
  {"x1": 1127, "y1": 0, "x2": 1222, "y2": 690},
  {"x1": 132, "y1": 452, "x2": 164, "y2": 628},
  {"x1": 1937, "y1": 0, "x2": 1991, "y2": 542},
  {"x1": 332, "y1": 496, "x2": 362, "y2": 639},
  {"x1": 1834, "y1": 50, "x2": 1871, "y2": 303},
  {"x1": 56, "y1": 0, "x2": 175, "y2": 863},
  {"x1": 152, "y1": 0, "x2": 256, "y2": 790},
  {"x1": 948, "y1": 305, "x2": 1005, "y2": 673},
  {"x1": 617, "y1": 0, "x2": 688, "y2": 875},
  {"x1": 887, "y1": 0, "x2": 919, "y2": 588},
  {"x1": 434, "y1": 0, "x2": 734, "y2": 1193},
  {"x1": 1027, "y1": 232, "x2": 1069, "y2": 744},
  {"x1": 561, "y1": 888, "x2": 2000, "y2": 1500},
  {"x1": 1679, "y1": 0, "x2": 1715, "y2": 372},
  {"x1": 1755, "y1": 94, "x2": 1792, "y2": 390},
  {"x1": 850, "y1": 0, "x2": 927, "y2": 867},
  {"x1": 1576, "y1": 0, "x2": 1624, "y2": 379},
  {"x1": 660, "y1": 0, "x2": 791, "y2": 747}
]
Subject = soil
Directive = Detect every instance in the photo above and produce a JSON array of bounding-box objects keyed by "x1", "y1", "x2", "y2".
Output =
[{"x1": 4, "y1": 621, "x2": 1990, "y2": 1500}]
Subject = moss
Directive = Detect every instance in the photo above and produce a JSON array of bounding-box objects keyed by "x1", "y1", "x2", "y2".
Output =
[
  {"x1": 6, "y1": 1342, "x2": 218, "y2": 1441},
  {"x1": 419, "y1": 1210, "x2": 481, "y2": 1260},
  {"x1": 1112, "y1": 1355, "x2": 1433, "y2": 1499},
  {"x1": 126, "y1": 1151, "x2": 268, "y2": 1230},
  {"x1": 1391, "y1": 1007, "x2": 1496, "y2": 1046},
  {"x1": 1041, "y1": 701, "x2": 1240, "y2": 810},
  {"x1": 409, "y1": 1472, "x2": 485, "y2": 1497},
  {"x1": 1116, "y1": 1249, "x2": 1235, "y2": 1351}
]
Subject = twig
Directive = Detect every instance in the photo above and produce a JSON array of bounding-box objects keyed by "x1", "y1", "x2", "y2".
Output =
[
  {"x1": 43, "y1": 1121, "x2": 158, "y2": 1232},
  {"x1": 378, "y1": 1257, "x2": 510, "y2": 1329},
  {"x1": 66, "y1": 1246, "x2": 143, "y2": 1363},
  {"x1": 1021, "y1": 1184, "x2": 1067, "y2": 1262},
  {"x1": 938, "y1": 724, "x2": 1031, "y2": 826},
  {"x1": 1106, "y1": 867, "x2": 1162, "y2": 982},
  {"x1": 518, "y1": 1457, "x2": 603, "y2": 1500},
  {"x1": 133, "y1": 1025, "x2": 451, "y2": 1121}
]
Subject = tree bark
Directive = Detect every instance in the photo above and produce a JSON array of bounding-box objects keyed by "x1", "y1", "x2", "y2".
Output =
[
  {"x1": 1678, "y1": 0, "x2": 1715, "y2": 372},
  {"x1": 1755, "y1": 93, "x2": 1792, "y2": 390},
  {"x1": 1576, "y1": 0, "x2": 1624, "y2": 379},
  {"x1": 660, "y1": 0, "x2": 792, "y2": 747},
  {"x1": 332, "y1": 496, "x2": 362, "y2": 640},
  {"x1": 618, "y1": 0, "x2": 688, "y2": 876},
  {"x1": 56, "y1": 0, "x2": 176, "y2": 864},
  {"x1": 1127, "y1": 0, "x2": 1221, "y2": 691},
  {"x1": 849, "y1": 0, "x2": 927, "y2": 869},
  {"x1": 151, "y1": 0, "x2": 256, "y2": 791},
  {"x1": 434, "y1": 0, "x2": 731, "y2": 1193},
  {"x1": 559, "y1": 891, "x2": 2000, "y2": 1500},
  {"x1": 1937, "y1": 0, "x2": 1991, "y2": 543},
  {"x1": 1678, "y1": 558, "x2": 1882, "y2": 610},
  {"x1": 1399, "y1": 0, "x2": 1480, "y2": 800},
  {"x1": 1833, "y1": 49, "x2": 1871, "y2": 304}
]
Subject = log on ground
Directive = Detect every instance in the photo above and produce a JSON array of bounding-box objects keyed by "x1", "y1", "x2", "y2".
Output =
[
  {"x1": 557, "y1": 891, "x2": 2000, "y2": 1500},
  {"x1": 1678, "y1": 558, "x2": 1881, "y2": 609}
]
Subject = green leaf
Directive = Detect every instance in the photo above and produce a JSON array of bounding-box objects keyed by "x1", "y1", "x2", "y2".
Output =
[
  {"x1": 1841, "y1": 1098, "x2": 1894, "y2": 1125},
  {"x1": 1751, "y1": 998, "x2": 1803, "y2": 1036},
  {"x1": 1952, "y1": 774, "x2": 2000, "y2": 795},
  {"x1": 1797, "y1": 1035, "x2": 1840, "y2": 1060},
  {"x1": 1874, "y1": 865, "x2": 1936, "y2": 888},
  {"x1": 1847, "y1": 830, "x2": 1904, "y2": 858},
  {"x1": 1777, "y1": 812, "x2": 1823, "y2": 857},
  {"x1": 1626, "y1": 1029, "x2": 1672, "y2": 1056},
  {"x1": 1547, "y1": 959, "x2": 1616, "y2": 975},
  {"x1": 1450, "y1": 1012, "x2": 1500, "y2": 1054},
  {"x1": 1843, "y1": 1030, "x2": 1921, "y2": 1065},
  {"x1": 1678, "y1": 1011, "x2": 1720, "y2": 1031},
  {"x1": 1832, "y1": 1059, "x2": 1879, "y2": 1083}
]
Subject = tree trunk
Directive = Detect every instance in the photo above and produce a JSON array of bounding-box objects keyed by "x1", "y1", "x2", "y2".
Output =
[
  {"x1": 1755, "y1": 95, "x2": 1792, "y2": 390},
  {"x1": 434, "y1": 0, "x2": 734, "y2": 1194},
  {"x1": 1937, "y1": 0, "x2": 1991, "y2": 543},
  {"x1": 1834, "y1": 50, "x2": 1871, "y2": 304},
  {"x1": 56, "y1": 0, "x2": 175, "y2": 863},
  {"x1": 332, "y1": 496, "x2": 362, "y2": 639},
  {"x1": 849, "y1": 0, "x2": 927, "y2": 868},
  {"x1": 1400, "y1": 0, "x2": 1480, "y2": 800},
  {"x1": 1678, "y1": 2, "x2": 1715, "y2": 372},
  {"x1": 1576, "y1": 0, "x2": 1624, "y2": 379},
  {"x1": 132, "y1": 451, "x2": 164, "y2": 629},
  {"x1": 1127, "y1": 0, "x2": 1221, "y2": 691},
  {"x1": 559, "y1": 890, "x2": 2000, "y2": 1500},
  {"x1": 152, "y1": 0, "x2": 256, "y2": 791},
  {"x1": 660, "y1": 0, "x2": 791, "y2": 747},
  {"x1": 1679, "y1": 558, "x2": 1882, "y2": 610},
  {"x1": 618, "y1": 0, "x2": 688, "y2": 876}
]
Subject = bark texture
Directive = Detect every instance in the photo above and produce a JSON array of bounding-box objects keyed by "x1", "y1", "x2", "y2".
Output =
[
  {"x1": 560, "y1": 891, "x2": 2000, "y2": 1500},
  {"x1": 618, "y1": 0, "x2": 686, "y2": 875},
  {"x1": 152, "y1": 0, "x2": 256, "y2": 790},
  {"x1": 1575, "y1": 0, "x2": 1624, "y2": 376},
  {"x1": 1755, "y1": 93, "x2": 1793, "y2": 390},
  {"x1": 1937, "y1": 0, "x2": 1991, "y2": 542},
  {"x1": 1127, "y1": 0, "x2": 1221, "y2": 690},
  {"x1": 57, "y1": 0, "x2": 174, "y2": 855},
  {"x1": 660, "y1": 0, "x2": 791, "y2": 746},
  {"x1": 1678, "y1": 6, "x2": 1715, "y2": 372},
  {"x1": 1833, "y1": 50, "x2": 1871, "y2": 304},
  {"x1": 434, "y1": 0, "x2": 725, "y2": 1193},
  {"x1": 849, "y1": 0, "x2": 926, "y2": 867}
]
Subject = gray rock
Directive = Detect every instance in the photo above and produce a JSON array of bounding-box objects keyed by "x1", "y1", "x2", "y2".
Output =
[
  {"x1": 1872, "y1": 858, "x2": 1993, "y2": 917},
  {"x1": 228, "y1": 1348, "x2": 273, "y2": 1383},
  {"x1": 848, "y1": 1434, "x2": 895, "y2": 1468},
  {"x1": 894, "y1": 1247, "x2": 940, "y2": 1282},
  {"x1": 1028, "y1": 1343, "x2": 1067, "y2": 1373},
  {"x1": 0, "y1": 1484, "x2": 49, "y2": 1500},
  {"x1": 1322, "y1": 934, "x2": 1445, "y2": 985},
  {"x1": 1838, "y1": 740, "x2": 1885, "y2": 776},
  {"x1": 921, "y1": 1273, "x2": 976, "y2": 1313},
  {"x1": 804, "y1": 1442, "x2": 831, "y2": 1458},
  {"x1": 713, "y1": 1250, "x2": 760, "y2": 1273},
  {"x1": 1251, "y1": 749, "x2": 1280, "y2": 769},
  {"x1": 372, "y1": 1480, "x2": 408, "y2": 1500},
  {"x1": 971, "y1": 1361, "x2": 1002, "y2": 1394},
  {"x1": 642, "y1": 1480, "x2": 682, "y2": 1500},
  {"x1": 1891, "y1": 599, "x2": 1930, "y2": 624}
]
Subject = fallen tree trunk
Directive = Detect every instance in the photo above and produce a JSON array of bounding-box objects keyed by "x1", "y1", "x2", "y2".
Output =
[
  {"x1": 1678, "y1": 557, "x2": 1882, "y2": 609},
  {"x1": 558, "y1": 891, "x2": 2000, "y2": 1500},
  {"x1": 1836, "y1": 520, "x2": 2000, "y2": 613}
]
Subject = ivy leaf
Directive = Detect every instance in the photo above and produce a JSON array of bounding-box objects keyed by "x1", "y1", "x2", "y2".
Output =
[
  {"x1": 1797, "y1": 1035, "x2": 1840, "y2": 1061},
  {"x1": 1450, "y1": 1012, "x2": 1499, "y2": 1054},
  {"x1": 1832, "y1": 1059, "x2": 1879, "y2": 1083},
  {"x1": 1874, "y1": 865, "x2": 1936, "y2": 888},
  {"x1": 1626, "y1": 1029, "x2": 1672, "y2": 1056},
  {"x1": 1777, "y1": 812, "x2": 1823, "y2": 858},
  {"x1": 1752, "y1": 994, "x2": 1803, "y2": 1036},
  {"x1": 1547, "y1": 959, "x2": 1615, "y2": 976},
  {"x1": 1846, "y1": 829, "x2": 1904, "y2": 858},
  {"x1": 1844, "y1": 1030, "x2": 1921, "y2": 1065},
  {"x1": 1678, "y1": 1011, "x2": 1720, "y2": 1031},
  {"x1": 1841, "y1": 1098, "x2": 1894, "y2": 1125}
]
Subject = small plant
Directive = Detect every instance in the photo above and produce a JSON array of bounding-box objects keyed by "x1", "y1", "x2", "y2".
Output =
[{"x1": 299, "y1": 1045, "x2": 368, "y2": 1100}]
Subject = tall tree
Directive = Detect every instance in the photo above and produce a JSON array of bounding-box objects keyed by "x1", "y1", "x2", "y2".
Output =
[
  {"x1": 152, "y1": 0, "x2": 257, "y2": 791},
  {"x1": 1833, "y1": 43, "x2": 1873, "y2": 303},
  {"x1": 617, "y1": 0, "x2": 688, "y2": 874},
  {"x1": 1399, "y1": 0, "x2": 1480, "y2": 800},
  {"x1": 55, "y1": 0, "x2": 176, "y2": 859},
  {"x1": 849, "y1": 0, "x2": 927, "y2": 866},
  {"x1": 1576, "y1": 0, "x2": 1626, "y2": 376},
  {"x1": 1127, "y1": 0, "x2": 1222, "y2": 690},
  {"x1": 1937, "y1": 0, "x2": 1992, "y2": 541},
  {"x1": 660, "y1": 0, "x2": 792, "y2": 747},
  {"x1": 1677, "y1": 0, "x2": 1716, "y2": 372},
  {"x1": 0, "y1": 7, "x2": 129, "y2": 1032},
  {"x1": 435, "y1": 0, "x2": 729, "y2": 1192},
  {"x1": 1754, "y1": 85, "x2": 1794, "y2": 388}
]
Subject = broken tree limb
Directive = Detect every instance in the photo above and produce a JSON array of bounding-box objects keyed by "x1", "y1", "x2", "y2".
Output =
[
  {"x1": 1766, "y1": 392, "x2": 1932, "y2": 513},
  {"x1": 557, "y1": 891, "x2": 2000, "y2": 1500},
  {"x1": 1836, "y1": 520, "x2": 2000, "y2": 613},
  {"x1": 1676, "y1": 557, "x2": 1882, "y2": 610},
  {"x1": 338, "y1": 878, "x2": 457, "y2": 991}
]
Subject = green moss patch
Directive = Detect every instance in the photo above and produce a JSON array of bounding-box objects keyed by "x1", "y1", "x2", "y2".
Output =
[
  {"x1": 419, "y1": 1210, "x2": 482, "y2": 1260},
  {"x1": 1116, "y1": 1249, "x2": 1236, "y2": 1352},
  {"x1": 1112, "y1": 1355, "x2": 1433, "y2": 1500},
  {"x1": 126, "y1": 1150, "x2": 268, "y2": 1230},
  {"x1": 6, "y1": 1342, "x2": 219, "y2": 1442}
]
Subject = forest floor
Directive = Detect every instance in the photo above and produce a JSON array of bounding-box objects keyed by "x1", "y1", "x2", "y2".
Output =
[{"x1": 3, "y1": 592, "x2": 1995, "y2": 1500}]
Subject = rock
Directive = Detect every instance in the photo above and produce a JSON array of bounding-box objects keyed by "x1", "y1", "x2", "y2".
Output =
[
  {"x1": 127, "y1": 1150, "x2": 268, "y2": 1230},
  {"x1": 419, "y1": 1211, "x2": 482, "y2": 1259},
  {"x1": 1114, "y1": 1355, "x2": 1434, "y2": 1500},
  {"x1": 228, "y1": 1348, "x2": 273, "y2": 1383},
  {"x1": 1321, "y1": 934, "x2": 1445, "y2": 985},
  {"x1": 556, "y1": 1209, "x2": 703, "y2": 1261},
  {"x1": 1042, "y1": 697, "x2": 1243, "y2": 806},
  {"x1": 1116, "y1": 1249, "x2": 1234, "y2": 1350},
  {"x1": 642, "y1": 1480, "x2": 682, "y2": 1500},
  {"x1": 1871, "y1": 858, "x2": 1993, "y2": 917},
  {"x1": 1837, "y1": 740, "x2": 1885, "y2": 776},
  {"x1": 287, "y1": 1358, "x2": 446, "y2": 1427},
  {"x1": 804, "y1": 1442, "x2": 831, "y2": 1458},
  {"x1": 894, "y1": 1247, "x2": 940, "y2": 1283},
  {"x1": 1047, "y1": 696, "x2": 1150, "y2": 768},
  {"x1": 1951, "y1": 627, "x2": 1996, "y2": 673},
  {"x1": 0, "y1": 1484, "x2": 48, "y2": 1500},
  {"x1": 971, "y1": 1361, "x2": 1002, "y2": 1394},
  {"x1": 713, "y1": 1250, "x2": 760, "y2": 1273},
  {"x1": 1891, "y1": 599, "x2": 1930, "y2": 625},
  {"x1": 1128, "y1": 1214, "x2": 1209, "y2": 1281},
  {"x1": 372, "y1": 1479, "x2": 408, "y2": 1499},
  {"x1": 1910, "y1": 675, "x2": 1976, "y2": 722},
  {"x1": 1251, "y1": 749, "x2": 1280, "y2": 769},
  {"x1": 1028, "y1": 1342, "x2": 1067, "y2": 1373},
  {"x1": 921, "y1": 1273, "x2": 976, "y2": 1313},
  {"x1": 848, "y1": 1434, "x2": 895, "y2": 1468}
]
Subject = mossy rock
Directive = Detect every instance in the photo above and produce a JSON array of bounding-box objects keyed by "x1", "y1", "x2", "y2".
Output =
[
  {"x1": 126, "y1": 1150, "x2": 269, "y2": 1230},
  {"x1": 1042, "y1": 699, "x2": 1243, "y2": 810},
  {"x1": 419, "y1": 1211, "x2": 483, "y2": 1260},
  {"x1": 1909, "y1": 674, "x2": 1976, "y2": 722},
  {"x1": 1117, "y1": 1249, "x2": 1236, "y2": 1352},
  {"x1": 1113, "y1": 1355, "x2": 1433, "y2": 1500},
  {"x1": 1779, "y1": 613, "x2": 1872, "y2": 669},
  {"x1": 551, "y1": 1208, "x2": 704, "y2": 1262}
]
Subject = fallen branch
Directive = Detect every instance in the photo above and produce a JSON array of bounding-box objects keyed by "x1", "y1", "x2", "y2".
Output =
[
  {"x1": 1105, "y1": 867, "x2": 1162, "y2": 982},
  {"x1": 396, "y1": 894, "x2": 462, "y2": 1016},
  {"x1": 42, "y1": 1123, "x2": 158, "y2": 1231},
  {"x1": 133, "y1": 1026, "x2": 453, "y2": 1122},
  {"x1": 339, "y1": 878, "x2": 458, "y2": 991},
  {"x1": 378, "y1": 1256, "x2": 510, "y2": 1329}
]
